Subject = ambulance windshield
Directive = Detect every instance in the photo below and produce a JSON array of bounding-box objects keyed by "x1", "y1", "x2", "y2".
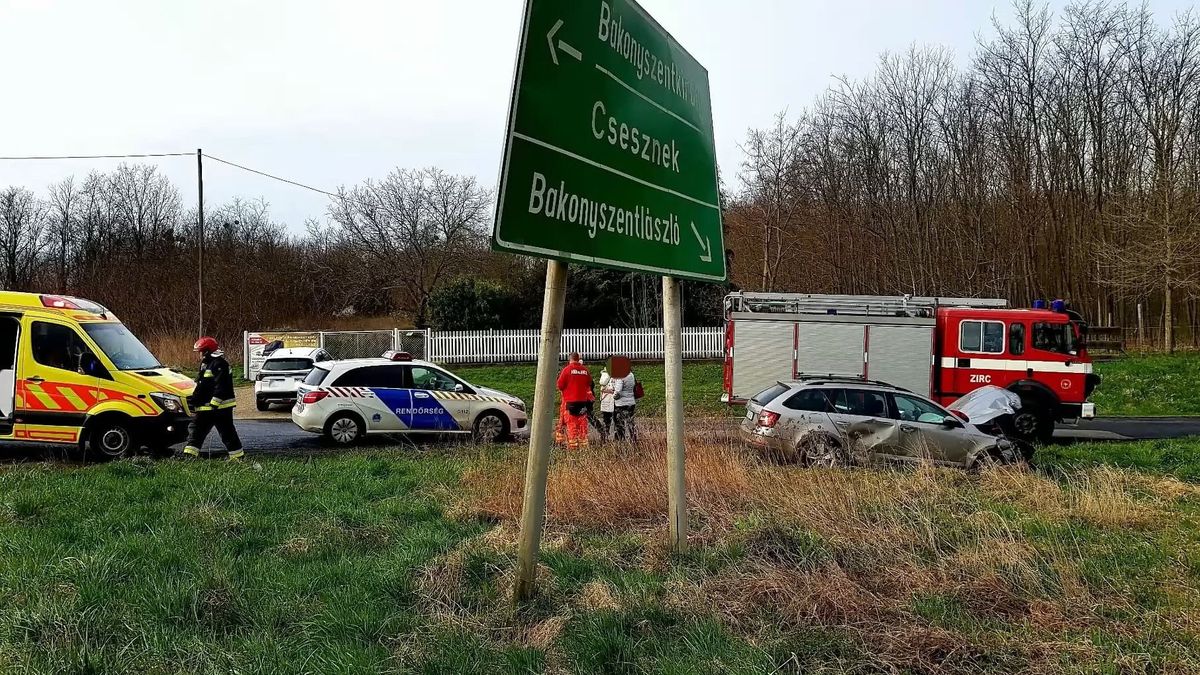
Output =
[
  {"x1": 1032, "y1": 322, "x2": 1076, "y2": 355},
  {"x1": 82, "y1": 323, "x2": 161, "y2": 370}
]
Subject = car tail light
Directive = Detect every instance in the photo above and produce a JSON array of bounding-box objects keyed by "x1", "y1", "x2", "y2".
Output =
[
  {"x1": 952, "y1": 410, "x2": 971, "y2": 422},
  {"x1": 757, "y1": 411, "x2": 780, "y2": 428},
  {"x1": 301, "y1": 390, "x2": 329, "y2": 404}
]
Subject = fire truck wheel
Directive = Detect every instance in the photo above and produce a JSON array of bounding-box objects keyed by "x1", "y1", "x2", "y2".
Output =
[
  {"x1": 797, "y1": 434, "x2": 847, "y2": 468},
  {"x1": 1008, "y1": 406, "x2": 1054, "y2": 444}
]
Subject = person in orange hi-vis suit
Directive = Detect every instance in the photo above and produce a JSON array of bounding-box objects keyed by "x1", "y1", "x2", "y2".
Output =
[
  {"x1": 556, "y1": 353, "x2": 594, "y2": 450},
  {"x1": 554, "y1": 397, "x2": 568, "y2": 445}
]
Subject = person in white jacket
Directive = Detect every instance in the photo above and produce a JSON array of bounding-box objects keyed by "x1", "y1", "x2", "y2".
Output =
[
  {"x1": 609, "y1": 359, "x2": 638, "y2": 442},
  {"x1": 597, "y1": 367, "x2": 616, "y2": 441}
]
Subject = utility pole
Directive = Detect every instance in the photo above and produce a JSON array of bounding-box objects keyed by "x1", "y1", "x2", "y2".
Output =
[
  {"x1": 513, "y1": 259, "x2": 567, "y2": 603},
  {"x1": 197, "y1": 148, "x2": 205, "y2": 336},
  {"x1": 663, "y1": 275, "x2": 687, "y2": 552}
]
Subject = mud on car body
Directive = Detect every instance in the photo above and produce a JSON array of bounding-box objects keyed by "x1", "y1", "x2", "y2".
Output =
[{"x1": 740, "y1": 376, "x2": 1017, "y2": 469}]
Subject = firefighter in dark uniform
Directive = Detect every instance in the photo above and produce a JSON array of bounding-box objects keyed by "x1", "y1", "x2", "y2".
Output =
[{"x1": 180, "y1": 336, "x2": 244, "y2": 460}]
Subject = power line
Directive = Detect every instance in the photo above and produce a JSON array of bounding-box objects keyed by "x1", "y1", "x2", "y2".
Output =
[
  {"x1": 0, "y1": 152, "x2": 193, "y2": 160},
  {"x1": 0, "y1": 148, "x2": 352, "y2": 205},
  {"x1": 202, "y1": 153, "x2": 341, "y2": 199}
]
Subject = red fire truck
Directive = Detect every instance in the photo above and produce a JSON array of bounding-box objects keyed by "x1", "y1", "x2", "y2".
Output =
[{"x1": 723, "y1": 293, "x2": 1099, "y2": 441}]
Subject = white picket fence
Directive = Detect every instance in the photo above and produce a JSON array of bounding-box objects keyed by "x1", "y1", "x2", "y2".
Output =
[{"x1": 427, "y1": 327, "x2": 723, "y2": 364}]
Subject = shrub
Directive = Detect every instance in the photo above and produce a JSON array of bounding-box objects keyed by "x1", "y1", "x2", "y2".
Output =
[{"x1": 429, "y1": 279, "x2": 517, "y2": 331}]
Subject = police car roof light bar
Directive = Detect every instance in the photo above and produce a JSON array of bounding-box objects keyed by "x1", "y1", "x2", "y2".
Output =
[{"x1": 381, "y1": 351, "x2": 413, "y2": 362}]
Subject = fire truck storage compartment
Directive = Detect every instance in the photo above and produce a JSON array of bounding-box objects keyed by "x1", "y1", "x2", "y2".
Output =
[
  {"x1": 863, "y1": 323, "x2": 936, "y2": 397},
  {"x1": 794, "y1": 321, "x2": 867, "y2": 380},
  {"x1": 729, "y1": 313, "x2": 935, "y2": 401},
  {"x1": 730, "y1": 318, "x2": 796, "y2": 400}
]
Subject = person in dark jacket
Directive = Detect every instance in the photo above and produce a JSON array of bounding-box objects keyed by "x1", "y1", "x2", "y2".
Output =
[{"x1": 180, "y1": 336, "x2": 244, "y2": 461}]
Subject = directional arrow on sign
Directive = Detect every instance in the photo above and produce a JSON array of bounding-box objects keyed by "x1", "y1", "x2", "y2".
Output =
[
  {"x1": 546, "y1": 19, "x2": 581, "y2": 66},
  {"x1": 690, "y1": 222, "x2": 712, "y2": 262}
]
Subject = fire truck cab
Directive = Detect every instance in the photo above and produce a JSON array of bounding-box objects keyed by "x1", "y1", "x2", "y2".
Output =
[{"x1": 724, "y1": 293, "x2": 1098, "y2": 442}]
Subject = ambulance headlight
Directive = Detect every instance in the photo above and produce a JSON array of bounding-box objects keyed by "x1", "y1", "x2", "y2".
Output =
[{"x1": 150, "y1": 392, "x2": 185, "y2": 414}]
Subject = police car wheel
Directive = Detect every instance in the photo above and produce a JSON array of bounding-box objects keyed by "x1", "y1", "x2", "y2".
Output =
[
  {"x1": 473, "y1": 412, "x2": 509, "y2": 444},
  {"x1": 325, "y1": 413, "x2": 364, "y2": 445},
  {"x1": 88, "y1": 419, "x2": 135, "y2": 460}
]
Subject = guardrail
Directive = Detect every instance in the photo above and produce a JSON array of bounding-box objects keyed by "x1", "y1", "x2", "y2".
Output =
[
  {"x1": 428, "y1": 327, "x2": 723, "y2": 364},
  {"x1": 244, "y1": 326, "x2": 723, "y2": 378}
]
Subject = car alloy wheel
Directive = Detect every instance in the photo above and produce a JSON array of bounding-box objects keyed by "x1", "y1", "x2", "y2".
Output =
[
  {"x1": 328, "y1": 415, "x2": 362, "y2": 445},
  {"x1": 799, "y1": 435, "x2": 845, "y2": 468},
  {"x1": 474, "y1": 413, "x2": 507, "y2": 444}
]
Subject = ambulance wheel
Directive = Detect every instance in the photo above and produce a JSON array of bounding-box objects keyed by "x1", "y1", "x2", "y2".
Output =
[
  {"x1": 473, "y1": 411, "x2": 509, "y2": 444},
  {"x1": 86, "y1": 417, "x2": 136, "y2": 460},
  {"x1": 325, "y1": 413, "x2": 364, "y2": 446}
]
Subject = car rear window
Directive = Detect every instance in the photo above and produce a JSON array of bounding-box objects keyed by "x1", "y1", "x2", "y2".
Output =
[
  {"x1": 783, "y1": 388, "x2": 834, "y2": 412},
  {"x1": 829, "y1": 389, "x2": 889, "y2": 417},
  {"x1": 751, "y1": 384, "x2": 791, "y2": 406},
  {"x1": 303, "y1": 367, "x2": 330, "y2": 386},
  {"x1": 263, "y1": 358, "x2": 314, "y2": 372}
]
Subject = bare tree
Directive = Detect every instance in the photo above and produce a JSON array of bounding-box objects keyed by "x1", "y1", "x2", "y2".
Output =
[
  {"x1": 738, "y1": 111, "x2": 804, "y2": 291},
  {"x1": 327, "y1": 167, "x2": 492, "y2": 326},
  {"x1": 46, "y1": 176, "x2": 79, "y2": 293},
  {"x1": 1102, "y1": 8, "x2": 1200, "y2": 350},
  {"x1": 0, "y1": 187, "x2": 47, "y2": 289}
]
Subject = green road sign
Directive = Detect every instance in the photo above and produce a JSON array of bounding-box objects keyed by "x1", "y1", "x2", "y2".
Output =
[{"x1": 493, "y1": 0, "x2": 726, "y2": 282}]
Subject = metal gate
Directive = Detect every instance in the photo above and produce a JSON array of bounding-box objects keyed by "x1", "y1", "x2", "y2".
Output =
[
  {"x1": 319, "y1": 331, "x2": 396, "y2": 361},
  {"x1": 396, "y1": 330, "x2": 428, "y2": 360}
]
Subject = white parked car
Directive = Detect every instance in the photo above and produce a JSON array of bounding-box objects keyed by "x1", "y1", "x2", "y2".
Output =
[
  {"x1": 254, "y1": 347, "x2": 332, "y2": 411},
  {"x1": 291, "y1": 351, "x2": 529, "y2": 445}
]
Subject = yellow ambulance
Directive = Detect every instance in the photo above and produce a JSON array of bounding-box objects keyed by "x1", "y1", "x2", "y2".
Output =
[{"x1": 0, "y1": 291, "x2": 196, "y2": 459}]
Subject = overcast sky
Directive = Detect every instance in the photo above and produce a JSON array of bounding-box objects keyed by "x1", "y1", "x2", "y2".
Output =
[{"x1": 0, "y1": 0, "x2": 1192, "y2": 230}]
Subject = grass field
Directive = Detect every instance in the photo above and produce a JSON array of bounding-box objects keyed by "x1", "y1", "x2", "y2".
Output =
[
  {"x1": 3, "y1": 432, "x2": 1200, "y2": 673},
  {"x1": 1092, "y1": 354, "x2": 1200, "y2": 417}
]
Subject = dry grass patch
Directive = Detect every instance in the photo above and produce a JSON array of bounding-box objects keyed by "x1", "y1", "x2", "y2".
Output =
[{"x1": 449, "y1": 436, "x2": 1200, "y2": 672}]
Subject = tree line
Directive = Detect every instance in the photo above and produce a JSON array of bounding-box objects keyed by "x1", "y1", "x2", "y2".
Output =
[
  {"x1": 727, "y1": 0, "x2": 1199, "y2": 350},
  {"x1": 0, "y1": 163, "x2": 722, "y2": 349}
]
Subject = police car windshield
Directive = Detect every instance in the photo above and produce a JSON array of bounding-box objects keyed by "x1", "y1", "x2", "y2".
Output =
[{"x1": 81, "y1": 323, "x2": 161, "y2": 370}]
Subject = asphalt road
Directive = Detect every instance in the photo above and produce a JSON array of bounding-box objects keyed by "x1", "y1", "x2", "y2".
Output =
[
  {"x1": 0, "y1": 415, "x2": 1194, "y2": 463},
  {"x1": 1062, "y1": 417, "x2": 1200, "y2": 441},
  {"x1": 213, "y1": 415, "x2": 1200, "y2": 455}
]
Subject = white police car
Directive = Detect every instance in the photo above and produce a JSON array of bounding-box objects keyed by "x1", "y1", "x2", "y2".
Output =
[{"x1": 291, "y1": 351, "x2": 529, "y2": 445}]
